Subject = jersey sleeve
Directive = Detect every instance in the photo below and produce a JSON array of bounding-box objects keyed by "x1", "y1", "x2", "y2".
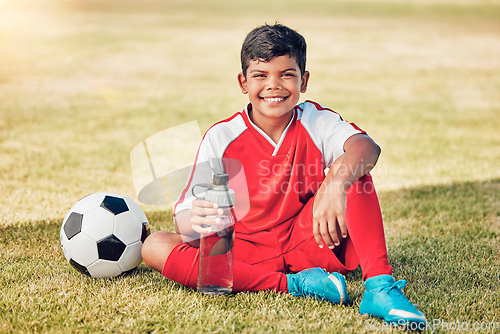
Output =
[
  {"x1": 173, "y1": 132, "x2": 220, "y2": 216},
  {"x1": 173, "y1": 113, "x2": 248, "y2": 216},
  {"x1": 299, "y1": 101, "x2": 364, "y2": 168}
]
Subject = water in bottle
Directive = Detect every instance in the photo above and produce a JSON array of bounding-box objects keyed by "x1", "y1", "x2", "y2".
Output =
[{"x1": 195, "y1": 174, "x2": 236, "y2": 295}]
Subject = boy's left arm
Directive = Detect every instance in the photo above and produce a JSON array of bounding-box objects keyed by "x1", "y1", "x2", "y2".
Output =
[{"x1": 312, "y1": 133, "x2": 381, "y2": 249}]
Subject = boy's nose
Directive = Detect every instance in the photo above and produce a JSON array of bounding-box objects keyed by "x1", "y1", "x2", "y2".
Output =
[{"x1": 266, "y1": 76, "x2": 282, "y2": 90}]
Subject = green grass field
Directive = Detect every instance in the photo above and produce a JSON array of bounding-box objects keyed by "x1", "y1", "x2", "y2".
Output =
[{"x1": 1, "y1": 0, "x2": 499, "y2": 332}]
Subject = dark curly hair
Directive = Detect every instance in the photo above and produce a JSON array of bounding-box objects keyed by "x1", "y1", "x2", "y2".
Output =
[{"x1": 240, "y1": 23, "x2": 307, "y2": 77}]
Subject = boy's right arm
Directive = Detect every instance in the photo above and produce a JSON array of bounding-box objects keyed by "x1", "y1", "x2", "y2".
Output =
[{"x1": 174, "y1": 199, "x2": 224, "y2": 248}]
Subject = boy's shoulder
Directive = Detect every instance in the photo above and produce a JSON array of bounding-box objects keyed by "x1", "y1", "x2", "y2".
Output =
[
  {"x1": 297, "y1": 100, "x2": 344, "y2": 126},
  {"x1": 298, "y1": 100, "x2": 342, "y2": 116},
  {"x1": 202, "y1": 108, "x2": 247, "y2": 146}
]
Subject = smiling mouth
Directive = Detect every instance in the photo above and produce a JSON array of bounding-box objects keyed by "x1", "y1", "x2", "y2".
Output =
[{"x1": 261, "y1": 96, "x2": 288, "y2": 102}]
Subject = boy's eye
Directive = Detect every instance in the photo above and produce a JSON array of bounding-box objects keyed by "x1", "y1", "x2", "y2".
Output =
[
  {"x1": 253, "y1": 74, "x2": 266, "y2": 78},
  {"x1": 283, "y1": 72, "x2": 296, "y2": 77}
]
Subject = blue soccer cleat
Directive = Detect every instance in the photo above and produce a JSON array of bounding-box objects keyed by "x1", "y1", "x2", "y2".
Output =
[
  {"x1": 287, "y1": 267, "x2": 350, "y2": 304},
  {"x1": 359, "y1": 275, "x2": 427, "y2": 327}
]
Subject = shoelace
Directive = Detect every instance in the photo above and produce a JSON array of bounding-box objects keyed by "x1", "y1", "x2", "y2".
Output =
[
  {"x1": 358, "y1": 280, "x2": 407, "y2": 298},
  {"x1": 390, "y1": 280, "x2": 407, "y2": 291},
  {"x1": 385, "y1": 280, "x2": 417, "y2": 307}
]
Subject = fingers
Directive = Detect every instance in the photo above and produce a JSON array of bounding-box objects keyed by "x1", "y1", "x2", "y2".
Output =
[
  {"x1": 324, "y1": 218, "x2": 340, "y2": 249},
  {"x1": 312, "y1": 218, "x2": 323, "y2": 248},
  {"x1": 190, "y1": 199, "x2": 223, "y2": 234},
  {"x1": 337, "y1": 213, "x2": 348, "y2": 239},
  {"x1": 191, "y1": 216, "x2": 219, "y2": 234},
  {"x1": 191, "y1": 199, "x2": 221, "y2": 216},
  {"x1": 313, "y1": 212, "x2": 348, "y2": 249}
]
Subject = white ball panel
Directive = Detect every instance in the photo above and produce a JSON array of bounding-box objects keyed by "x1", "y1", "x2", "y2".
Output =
[
  {"x1": 118, "y1": 241, "x2": 143, "y2": 272},
  {"x1": 67, "y1": 193, "x2": 107, "y2": 215},
  {"x1": 67, "y1": 233, "x2": 98, "y2": 266},
  {"x1": 81, "y1": 207, "x2": 115, "y2": 241},
  {"x1": 123, "y1": 196, "x2": 148, "y2": 223},
  {"x1": 87, "y1": 260, "x2": 123, "y2": 278},
  {"x1": 114, "y1": 213, "x2": 142, "y2": 245}
]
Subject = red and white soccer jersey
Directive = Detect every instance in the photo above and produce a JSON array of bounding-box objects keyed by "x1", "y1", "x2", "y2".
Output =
[{"x1": 174, "y1": 100, "x2": 363, "y2": 235}]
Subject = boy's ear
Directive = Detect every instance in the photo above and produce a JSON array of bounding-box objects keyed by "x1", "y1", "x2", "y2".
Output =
[
  {"x1": 237, "y1": 72, "x2": 248, "y2": 94},
  {"x1": 300, "y1": 71, "x2": 310, "y2": 93}
]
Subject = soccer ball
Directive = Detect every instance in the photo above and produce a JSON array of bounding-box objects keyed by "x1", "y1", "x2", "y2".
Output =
[{"x1": 60, "y1": 192, "x2": 149, "y2": 278}]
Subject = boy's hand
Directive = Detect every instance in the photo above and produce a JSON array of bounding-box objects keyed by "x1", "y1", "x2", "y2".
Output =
[
  {"x1": 190, "y1": 199, "x2": 224, "y2": 234},
  {"x1": 312, "y1": 180, "x2": 348, "y2": 249},
  {"x1": 311, "y1": 134, "x2": 381, "y2": 249}
]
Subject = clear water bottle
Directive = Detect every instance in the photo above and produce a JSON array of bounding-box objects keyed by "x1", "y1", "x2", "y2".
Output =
[{"x1": 193, "y1": 174, "x2": 236, "y2": 295}]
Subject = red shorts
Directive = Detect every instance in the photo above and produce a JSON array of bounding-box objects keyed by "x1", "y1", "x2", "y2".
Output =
[{"x1": 233, "y1": 196, "x2": 359, "y2": 275}]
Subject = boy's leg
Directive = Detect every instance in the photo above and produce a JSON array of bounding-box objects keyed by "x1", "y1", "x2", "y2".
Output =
[
  {"x1": 143, "y1": 231, "x2": 288, "y2": 292},
  {"x1": 143, "y1": 231, "x2": 348, "y2": 304},
  {"x1": 141, "y1": 231, "x2": 183, "y2": 272},
  {"x1": 283, "y1": 173, "x2": 425, "y2": 324},
  {"x1": 344, "y1": 173, "x2": 393, "y2": 280},
  {"x1": 282, "y1": 173, "x2": 392, "y2": 280},
  {"x1": 161, "y1": 242, "x2": 288, "y2": 292},
  {"x1": 162, "y1": 240, "x2": 348, "y2": 304},
  {"x1": 347, "y1": 175, "x2": 426, "y2": 326}
]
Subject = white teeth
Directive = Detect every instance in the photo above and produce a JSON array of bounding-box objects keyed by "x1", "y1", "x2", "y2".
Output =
[{"x1": 263, "y1": 97, "x2": 284, "y2": 102}]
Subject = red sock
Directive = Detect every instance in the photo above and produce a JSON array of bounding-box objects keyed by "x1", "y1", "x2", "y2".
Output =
[
  {"x1": 162, "y1": 243, "x2": 288, "y2": 293},
  {"x1": 344, "y1": 174, "x2": 393, "y2": 280}
]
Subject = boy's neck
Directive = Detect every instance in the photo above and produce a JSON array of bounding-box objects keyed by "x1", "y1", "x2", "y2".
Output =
[{"x1": 248, "y1": 108, "x2": 294, "y2": 144}]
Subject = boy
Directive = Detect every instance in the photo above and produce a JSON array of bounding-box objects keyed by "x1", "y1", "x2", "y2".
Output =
[{"x1": 142, "y1": 23, "x2": 426, "y2": 327}]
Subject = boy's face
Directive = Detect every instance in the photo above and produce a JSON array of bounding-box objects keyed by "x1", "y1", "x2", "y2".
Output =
[{"x1": 237, "y1": 55, "x2": 309, "y2": 125}]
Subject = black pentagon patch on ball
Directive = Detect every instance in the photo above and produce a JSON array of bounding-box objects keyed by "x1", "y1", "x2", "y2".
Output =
[
  {"x1": 100, "y1": 195, "x2": 129, "y2": 215},
  {"x1": 64, "y1": 212, "x2": 83, "y2": 240},
  {"x1": 97, "y1": 235, "x2": 126, "y2": 261},
  {"x1": 141, "y1": 223, "x2": 150, "y2": 243},
  {"x1": 69, "y1": 258, "x2": 91, "y2": 276}
]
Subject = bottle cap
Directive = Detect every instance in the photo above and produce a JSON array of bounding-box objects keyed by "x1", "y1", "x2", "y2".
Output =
[{"x1": 213, "y1": 174, "x2": 229, "y2": 186}]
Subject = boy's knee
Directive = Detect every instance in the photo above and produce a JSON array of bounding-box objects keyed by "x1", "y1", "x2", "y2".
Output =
[
  {"x1": 141, "y1": 233, "x2": 156, "y2": 269},
  {"x1": 141, "y1": 231, "x2": 182, "y2": 272}
]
